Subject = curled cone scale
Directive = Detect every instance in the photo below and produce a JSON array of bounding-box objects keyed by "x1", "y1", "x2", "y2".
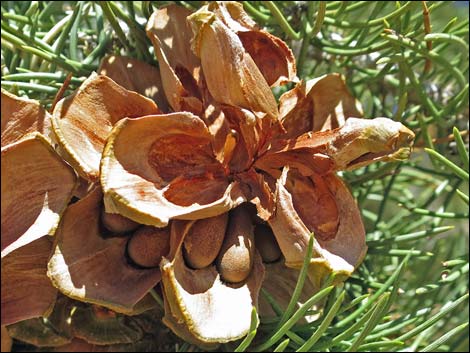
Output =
[
  {"x1": 206, "y1": 1, "x2": 297, "y2": 87},
  {"x1": 188, "y1": 6, "x2": 279, "y2": 120},
  {"x1": 269, "y1": 168, "x2": 367, "y2": 288},
  {"x1": 1, "y1": 89, "x2": 52, "y2": 147},
  {"x1": 146, "y1": 5, "x2": 203, "y2": 114},
  {"x1": 51, "y1": 73, "x2": 160, "y2": 181},
  {"x1": 1, "y1": 132, "x2": 76, "y2": 258},
  {"x1": 255, "y1": 117, "x2": 415, "y2": 176},
  {"x1": 278, "y1": 73, "x2": 363, "y2": 138},
  {"x1": 98, "y1": 55, "x2": 169, "y2": 113},
  {"x1": 1, "y1": 94, "x2": 76, "y2": 326},
  {"x1": 47, "y1": 186, "x2": 162, "y2": 313},
  {"x1": 100, "y1": 112, "x2": 245, "y2": 227},
  {"x1": 1, "y1": 237, "x2": 58, "y2": 326},
  {"x1": 161, "y1": 216, "x2": 265, "y2": 344}
]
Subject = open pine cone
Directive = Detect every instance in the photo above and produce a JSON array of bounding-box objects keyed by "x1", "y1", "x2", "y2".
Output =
[{"x1": 1, "y1": 1, "x2": 415, "y2": 350}]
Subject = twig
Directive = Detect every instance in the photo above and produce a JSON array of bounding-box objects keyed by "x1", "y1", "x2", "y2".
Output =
[
  {"x1": 50, "y1": 72, "x2": 73, "y2": 113},
  {"x1": 422, "y1": 1, "x2": 432, "y2": 73},
  {"x1": 414, "y1": 130, "x2": 469, "y2": 148}
]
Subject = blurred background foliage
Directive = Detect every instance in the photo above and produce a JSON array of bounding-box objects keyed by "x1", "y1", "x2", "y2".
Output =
[{"x1": 1, "y1": 1, "x2": 469, "y2": 352}]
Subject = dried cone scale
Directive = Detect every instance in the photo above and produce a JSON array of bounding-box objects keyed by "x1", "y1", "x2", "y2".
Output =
[
  {"x1": 160, "y1": 218, "x2": 265, "y2": 345},
  {"x1": 269, "y1": 168, "x2": 369, "y2": 289},
  {"x1": 50, "y1": 73, "x2": 160, "y2": 182},
  {"x1": 47, "y1": 187, "x2": 162, "y2": 312},
  {"x1": 286, "y1": 172, "x2": 339, "y2": 241}
]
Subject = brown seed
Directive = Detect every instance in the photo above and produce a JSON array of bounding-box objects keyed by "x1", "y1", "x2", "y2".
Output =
[
  {"x1": 216, "y1": 206, "x2": 254, "y2": 283},
  {"x1": 127, "y1": 226, "x2": 170, "y2": 268},
  {"x1": 254, "y1": 224, "x2": 281, "y2": 263},
  {"x1": 101, "y1": 208, "x2": 139, "y2": 234},
  {"x1": 183, "y1": 213, "x2": 228, "y2": 269}
]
